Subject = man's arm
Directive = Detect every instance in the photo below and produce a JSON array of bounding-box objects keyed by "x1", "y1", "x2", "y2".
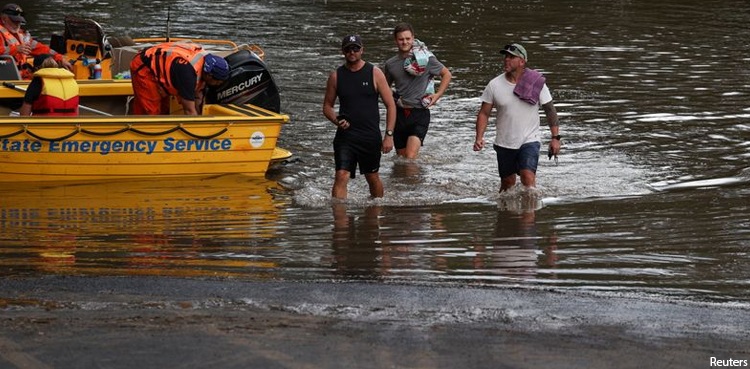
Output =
[
  {"x1": 427, "y1": 66, "x2": 452, "y2": 107},
  {"x1": 374, "y1": 66, "x2": 396, "y2": 153},
  {"x1": 382, "y1": 59, "x2": 393, "y2": 86},
  {"x1": 474, "y1": 102, "x2": 493, "y2": 151},
  {"x1": 0, "y1": 33, "x2": 31, "y2": 64},
  {"x1": 180, "y1": 97, "x2": 199, "y2": 115},
  {"x1": 542, "y1": 101, "x2": 561, "y2": 155},
  {"x1": 19, "y1": 78, "x2": 42, "y2": 116},
  {"x1": 322, "y1": 70, "x2": 342, "y2": 127},
  {"x1": 19, "y1": 102, "x2": 32, "y2": 116},
  {"x1": 171, "y1": 60, "x2": 200, "y2": 115},
  {"x1": 50, "y1": 53, "x2": 73, "y2": 71},
  {"x1": 25, "y1": 34, "x2": 71, "y2": 70}
]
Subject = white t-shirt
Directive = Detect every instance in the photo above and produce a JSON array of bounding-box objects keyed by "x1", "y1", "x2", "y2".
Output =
[{"x1": 480, "y1": 73, "x2": 552, "y2": 149}]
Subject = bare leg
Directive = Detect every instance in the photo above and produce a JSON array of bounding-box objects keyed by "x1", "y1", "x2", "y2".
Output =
[
  {"x1": 519, "y1": 169, "x2": 536, "y2": 189},
  {"x1": 500, "y1": 175, "x2": 517, "y2": 192},
  {"x1": 332, "y1": 170, "x2": 350, "y2": 199},
  {"x1": 364, "y1": 172, "x2": 384, "y2": 198},
  {"x1": 396, "y1": 136, "x2": 422, "y2": 159}
]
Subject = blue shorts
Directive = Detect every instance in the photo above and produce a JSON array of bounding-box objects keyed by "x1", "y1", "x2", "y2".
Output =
[
  {"x1": 334, "y1": 138, "x2": 381, "y2": 179},
  {"x1": 493, "y1": 142, "x2": 540, "y2": 178},
  {"x1": 394, "y1": 107, "x2": 430, "y2": 150}
]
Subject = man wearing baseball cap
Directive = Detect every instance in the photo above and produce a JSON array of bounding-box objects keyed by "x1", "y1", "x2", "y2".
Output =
[
  {"x1": 341, "y1": 34, "x2": 363, "y2": 50},
  {"x1": 500, "y1": 42, "x2": 528, "y2": 60},
  {"x1": 0, "y1": 3, "x2": 73, "y2": 79},
  {"x1": 473, "y1": 42, "x2": 562, "y2": 192},
  {"x1": 322, "y1": 34, "x2": 396, "y2": 200}
]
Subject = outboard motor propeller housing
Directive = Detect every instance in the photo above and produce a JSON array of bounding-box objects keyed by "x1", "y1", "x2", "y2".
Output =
[{"x1": 206, "y1": 49, "x2": 281, "y2": 113}]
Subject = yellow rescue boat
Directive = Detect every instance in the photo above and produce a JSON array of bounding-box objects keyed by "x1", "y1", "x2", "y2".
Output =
[
  {"x1": 0, "y1": 16, "x2": 292, "y2": 183},
  {"x1": 0, "y1": 79, "x2": 291, "y2": 182}
]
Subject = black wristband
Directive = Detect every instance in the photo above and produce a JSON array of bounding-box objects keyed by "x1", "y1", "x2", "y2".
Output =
[{"x1": 552, "y1": 135, "x2": 562, "y2": 141}]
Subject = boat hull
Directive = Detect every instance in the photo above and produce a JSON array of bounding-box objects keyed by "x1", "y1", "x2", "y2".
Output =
[{"x1": 0, "y1": 103, "x2": 289, "y2": 182}]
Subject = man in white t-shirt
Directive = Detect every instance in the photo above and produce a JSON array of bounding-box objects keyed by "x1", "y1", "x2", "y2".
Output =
[{"x1": 473, "y1": 43, "x2": 561, "y2": 192}]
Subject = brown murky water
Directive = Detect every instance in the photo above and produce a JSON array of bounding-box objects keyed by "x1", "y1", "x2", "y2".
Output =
[{"x1": 2, "y1": 0, "x2": 749, "y2": 302}]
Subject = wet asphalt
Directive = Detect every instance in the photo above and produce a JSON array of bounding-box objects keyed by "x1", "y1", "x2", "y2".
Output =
[{"x1": 1, "y1": 276, "x2": 748, "y2": 368}]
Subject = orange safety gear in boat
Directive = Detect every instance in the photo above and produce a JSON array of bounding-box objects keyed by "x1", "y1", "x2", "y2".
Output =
[
  {"x1": 129, "y1": 42, "x2": 208, "y2": 115},
  {"x1": 0, "y1": 25, "x2": 65, "y2": 79}
]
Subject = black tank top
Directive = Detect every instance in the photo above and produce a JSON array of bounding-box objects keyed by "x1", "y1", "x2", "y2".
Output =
[{"x1": 336, "y1": 62, "x2": 380, "y2": 140}]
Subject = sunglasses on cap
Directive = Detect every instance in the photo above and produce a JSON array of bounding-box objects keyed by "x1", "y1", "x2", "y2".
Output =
[
  {"x1": 502, "y1": 43, "x2": 527, "y2": 58},
  {"x1": 2, "y1": 8, "x2": 23, "y2": 16},
  {"x1": 343, "y1": 45, "x2": 361, "y2": 53},
  {"x1": 503, "y1": 44, "x2": 519, "y2": 51}
]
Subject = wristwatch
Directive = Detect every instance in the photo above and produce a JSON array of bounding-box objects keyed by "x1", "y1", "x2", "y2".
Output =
[
  {"x1": 386, "y1": 130, "x2": 394, "y2": 136},
  {"x1": 552, "y1": 135, "x2": 562, "y2": 141}
]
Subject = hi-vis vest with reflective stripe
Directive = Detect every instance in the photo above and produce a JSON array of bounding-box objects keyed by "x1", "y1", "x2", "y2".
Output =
[
  {"x1": 142, "y1": 42, "x2": 207, "y2": 96},
  {"x1": 32, "y1": 68, "x2": 79, "y2": 116},
  {"x1": 0, "y1": 25, "x2": 32, "y2": 65},
  {"x1": 1, "y1": 26, "x2": 61, "y2": 79}
]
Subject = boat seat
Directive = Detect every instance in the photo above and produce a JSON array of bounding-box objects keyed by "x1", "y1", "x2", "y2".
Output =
[
  {"x1": 0, "y1": 55, "x2": 21, "y2": 80},
  {"x1": 63, "y1": 15, "x2": 107, "y2": 55}
]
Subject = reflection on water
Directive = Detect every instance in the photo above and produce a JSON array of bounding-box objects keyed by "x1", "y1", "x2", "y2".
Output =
[
  {"x1": 0, "y1": 175, "x2": 289, "y2": 278},
  {"x1": 390, "y1": 159, "x2": 422, "y2": 184},
  {"x1": 481, "y1": 209, "x2": 549, "y2": 278},
  {"x1": 6, "y1": 0, "x2": 750, "y2": 303},
  {"x1": 322, "y1": 198, "x2": 557, "y2": 284},
  {"x1": 331, "y1": 204, "x2": 382, "y2": 278},
  {"x1": 1, "y1": 173, "x2": 748, "y2": 301}
]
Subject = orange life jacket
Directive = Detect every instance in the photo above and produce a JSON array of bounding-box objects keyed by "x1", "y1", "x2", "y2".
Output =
[
  {"x1": 31, "y1": 68, "x2": 80, "y2": 116},
  {"x1": 141, "y1": 42, "x2": 208, "y2": 96},
  {"x1": 0, "y1": 25, "x2": 61, "y2": 79},
  {"x1": 0, "y1": 25, "x2": 31, "y2": 65}
]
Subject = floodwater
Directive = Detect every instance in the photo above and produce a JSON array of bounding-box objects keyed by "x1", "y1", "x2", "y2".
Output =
[{"x1": 2, "y1": 0, "x2": 749, "y2": 303}]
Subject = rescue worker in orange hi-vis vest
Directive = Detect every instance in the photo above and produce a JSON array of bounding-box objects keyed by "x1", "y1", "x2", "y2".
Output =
[
  {"x1": 19, "y1": 54, "x2": 79, "y2": 117},
  {"x1": 129, "y1": 41, "x2": 230, "y2": 115},
  {"x1": 0, "y1": 3, "x2": 73, "y2": 79}
]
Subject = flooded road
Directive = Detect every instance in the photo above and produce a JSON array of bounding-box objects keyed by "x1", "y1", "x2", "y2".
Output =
[{"x1": 3, "y1": 0, "x2": 750, "y2": 303}]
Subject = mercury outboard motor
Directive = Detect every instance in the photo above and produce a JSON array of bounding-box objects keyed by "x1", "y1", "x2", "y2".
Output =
[{"x1": 206, "y1": 49, "x2": 281, "y2": 113}]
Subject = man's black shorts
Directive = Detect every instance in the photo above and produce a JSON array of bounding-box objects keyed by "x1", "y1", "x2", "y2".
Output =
[
  {"x1": 334, "y1": 137, "x2": 381, "y2": 179},
  {"x1": 394, "y1": 107, "x2": 430, "y2": 150}
]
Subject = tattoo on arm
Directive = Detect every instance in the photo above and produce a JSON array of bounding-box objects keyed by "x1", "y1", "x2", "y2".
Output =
[{"x1": 543, "y1": 102, "x2": 559, "y2": 126}]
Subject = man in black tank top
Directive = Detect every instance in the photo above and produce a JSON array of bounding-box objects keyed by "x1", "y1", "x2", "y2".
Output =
[{"x1": 323, "y1": 35, "x2": 397, "y2": 200}]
